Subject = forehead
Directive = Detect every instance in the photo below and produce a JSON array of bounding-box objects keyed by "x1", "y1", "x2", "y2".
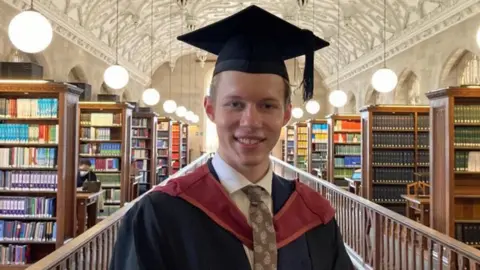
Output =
[{"x1": 215, "y1": 71, "x2": 285, "y2": 100}]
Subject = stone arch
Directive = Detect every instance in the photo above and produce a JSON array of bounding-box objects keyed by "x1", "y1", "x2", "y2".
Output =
[
  {"x1": 364, "y1": 87, "x2": 379, "y2": 106},
  {"x1": 395, "y1": 70, "x2": 420, "y2": 105},
  {"x1": 67, "y1": 65, "x2": 88, "y2": 83},
  {"x1": 438, "y1": 49, "x2": 479, "y2": 87},
  {"x1": 346, "y1": 92, "x2": 357, "y2": 113}
]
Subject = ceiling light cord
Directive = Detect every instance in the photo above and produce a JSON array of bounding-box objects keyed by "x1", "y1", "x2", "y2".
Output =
[
  {"x1": 116, "y1": 0, "x2": 119, "y2": 64},
  {"x1": 336, "y1": 0, "x2": 340, "y2": 91},
  {"x1": 150, "y1": 0, "x2": 153, "y2": 87},
  {"x1": 383, "y1": 0, "x2": 387, "y2": 68}
]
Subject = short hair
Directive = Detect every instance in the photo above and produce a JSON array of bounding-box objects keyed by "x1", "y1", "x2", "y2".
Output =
[
  {"x1": 80, "y1": 159, "x2": 92, "y2": 167},
  {"x1": 208, "y1": 73, "x2": 292, "y2": 105}
]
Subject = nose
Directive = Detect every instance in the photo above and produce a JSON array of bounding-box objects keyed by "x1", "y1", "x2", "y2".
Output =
[{"x1": 240, "y1": 104, "x2": 262, "y2": 128}]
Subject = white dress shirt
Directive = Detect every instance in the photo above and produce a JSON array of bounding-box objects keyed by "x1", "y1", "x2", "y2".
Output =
[{"x1": 211, "y1": 153, "x2": 273, "y2": 267}]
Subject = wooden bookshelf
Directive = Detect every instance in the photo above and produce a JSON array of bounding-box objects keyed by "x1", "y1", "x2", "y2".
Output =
[
  {"x1": 0, "y1": 82, "x2": 82, "y2": 266},
  {"x1": 360, "y1": 105, "x2": 430, "y2": 216},
  {"x1": 427, "y1": 86, "x2": 480, "y2": 248},
  {"x1": 284, "y1": 125, "x2": 294, "y2": 165},
  {"x1": 171, "y1": 121, "x2": 182, "y2": 174},
  {"x1": 181, "y1": 123, "x2": 189, "y2": 167},
  {"x1": 294, "y1": 122, "x2": 308, "y2": 171},
  {"x1": 156, "y1": 117, "x2": 171, "y2": 184},
  {"x1": 131, "y1": 110, "x2": 158, "y2": 196},
  {"x1": 327, "y1": 114, "x2": 361, "y2": 187},
  {"x1": 307, "y1": 119, "x2": 328, "y2": 177},
  {"x1": 78, "y1": 102, "x2": 133, "y2": 219}
]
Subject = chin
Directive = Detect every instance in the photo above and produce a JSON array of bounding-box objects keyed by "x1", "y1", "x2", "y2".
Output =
[{"x1": 237, "y1": 152, "x2": 269, "y2": 166}]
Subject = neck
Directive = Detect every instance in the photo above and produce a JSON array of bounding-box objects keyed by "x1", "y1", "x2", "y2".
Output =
[{"x1": 217, "y1": 152, "x2": 270, "y2": 184}]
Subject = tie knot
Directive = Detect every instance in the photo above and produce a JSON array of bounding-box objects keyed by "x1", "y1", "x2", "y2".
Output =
[{"x1": 242, "y1": 185, "x2": 266, "y2": 205}]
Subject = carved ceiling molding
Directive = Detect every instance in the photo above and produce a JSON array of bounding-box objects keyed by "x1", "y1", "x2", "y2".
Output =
[
  {"x1": 2, "y1": 0, "x2": 151, "y2": 86},
  {"x1": 325, "y1": 0, "x2": 480, "y2": 88}
]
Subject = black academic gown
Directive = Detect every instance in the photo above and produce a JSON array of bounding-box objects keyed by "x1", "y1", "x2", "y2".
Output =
[{"x1": 109, "y1": 159, "x2": 353, "y2": 270}]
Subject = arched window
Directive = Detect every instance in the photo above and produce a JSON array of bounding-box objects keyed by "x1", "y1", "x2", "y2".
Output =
[{"x1": 459, "y1": 53, "x2": 480, "y2": 85}]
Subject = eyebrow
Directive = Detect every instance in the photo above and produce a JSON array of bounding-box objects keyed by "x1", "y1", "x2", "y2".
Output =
[{"x1": 223, "y1": 95, "x2": 280, "y2": 102}]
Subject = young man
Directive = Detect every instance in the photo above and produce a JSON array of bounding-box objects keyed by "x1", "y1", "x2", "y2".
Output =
[
  {"x1": 110, "y1": 5, "x2": 353, "y2": 270},
  {"x1": 76, "y1": 159, "x2": 97, "y2": 188}
]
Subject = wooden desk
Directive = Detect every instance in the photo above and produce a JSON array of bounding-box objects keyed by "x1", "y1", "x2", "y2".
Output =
[
  {"x1": 345, "y1": 177, "x2": 362, "y2": 196},
  {"x1": 76, "y1": 189, "x2": 105, "y2": 235},
  {"x1": 401, "y1": 194, "x2": 430, "y2": 226}
]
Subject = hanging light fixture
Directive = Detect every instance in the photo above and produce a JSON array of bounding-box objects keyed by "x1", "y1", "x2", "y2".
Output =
[
  {"x1": 305, "y1": 99, "x2": 320, "y2": 114},
  {"x1": 185, "y1": 110, "x2": 195, "y2": 121},
  {"x1": 371, "y1": 0, "x2": 397, "y2": 93},
  {"x1": 142, "y1": 0, "x2": 160, "y2": 106},
  {"x1": 191, "y1": 114, "x2": 199, "y2": 123},
  {"x1": 329, "y1": 90, "x2": 347, "y2": 108},
  {"x1": 104, "y1": 0, "x2": 129, "y2": 90},
  {"x1": 292, "y1": 107, "x2": 304, "y2": 119},
  {"x1": 8, "y1": 1, "x2": 53, "y2": 54},
  {"x1": 176, "y1": 106, "x2": 187, "y2": 117},
  {"x1": 329, "y1": 0, "x2": 347, "y2": 108},
  {"x1": 163, "y1": 1, "x2": 177, "y2": 113}
]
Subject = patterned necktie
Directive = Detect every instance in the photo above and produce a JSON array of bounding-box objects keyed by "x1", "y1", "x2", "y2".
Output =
[{"x1": 243, "y1": 186, "x2": 277, "y2": 270}]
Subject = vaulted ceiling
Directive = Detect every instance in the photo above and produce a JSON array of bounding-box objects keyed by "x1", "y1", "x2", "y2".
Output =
[{"x1": 1, "y1": 0, "x2": 469, "y2": 83}]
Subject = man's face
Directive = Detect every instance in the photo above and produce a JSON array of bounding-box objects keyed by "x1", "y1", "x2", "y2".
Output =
[
  {"x1": 79, "y1": 164, "x2": 90, "y2": 171},
  {"x1": 205, "y1": 71, "x2": 291, "y2": 169}
]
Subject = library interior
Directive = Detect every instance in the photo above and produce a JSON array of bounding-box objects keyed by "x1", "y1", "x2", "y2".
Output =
[{"x1": 0, "y1": 0, "x2": 480, "y2": 269}]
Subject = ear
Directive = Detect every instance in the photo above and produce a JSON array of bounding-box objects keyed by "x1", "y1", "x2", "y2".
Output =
[
  {"x1": 283, "y1": 103, "x2": 292, "y2": 126},
  {"x1": 204, "y1": 95, "x2": 215, "y2": 122}
]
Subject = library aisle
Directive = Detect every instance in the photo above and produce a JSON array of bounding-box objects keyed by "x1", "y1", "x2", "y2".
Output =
[{"x1": 0, "y1": 0, "x2": 479, "y2": 269}]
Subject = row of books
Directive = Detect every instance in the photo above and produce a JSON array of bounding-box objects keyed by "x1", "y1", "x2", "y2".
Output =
[
  {"x1": 454, "y1": 151, "x2": 480, "y2": 172},
  {"x1": 418, "y1": 151, "x2": 429, "y2": 165},
  {"x1": 333, "y1": 133, "x2": 360, "y2": 143},
  {"x1": 296, "y1": 134, "x2": 307, "y2": 141},
  {"x1": 373, "y1": 151, "x2": 415, "y2": 165},
  {"x1": 0, "y1": 171, "x2": 57, "y2": 191},
  {"x1": 80, "y1": 127, "x2": 115, "y2": 141},
  {"x1": 0, "y1": 221, "x2": 56, "y2": 241},
  {"x1": 417, "y1": 115, "x2": 429, "y2": 130},
  {"x1": 454, "y1": 127, "x2": 480, "y2": 146},
  {"x1": 455, "y1": 223, "x2": 480, "y2": 245},
  {"x1": 157, "y1": 122, "x2": 169, "y2": 131},
  {"x1": 311, "y1": 123, "x2": 328, "y2": 133},
  {"x1": 132, "y1": 118, "x2": 149, "y2": 127},
  {"x1": 418, "y1": 133, "x2": 429, "y2": 147},
  {"x1": 104, "y1": 189, "x2": 121, "y2": 203},
  {"x1": 333, "y1": 168, "x2": 356, "y2": 178},
  {"x1": 372, "y1": 186, "x2": 407, "y2": 202},
  {"x1": 333, "y1": 120, "x2": 360, "y2": 131},
  {"x1": 133, "y1": 150, "x2": 149, "y2": 159},
  {"x1": 373, "y1": 133, "x2": 415, "y2": 147},
  {"x1": 0, "y1": 244, "x2": 29, "y2": 265},
  {"x1": 297, "y1": 149, "x2": 307, "y2": 156},
  {"x1": 0, "y1": 98, "x2": 58, "y2": 119},
  {"x1": 454, "y1": 105, "x2": 480, "y2": 124},
  {"x1": 134, "y1": 160, "x2": 147, "y2": 171},
  {"x1": 157, "y1": 140, "x2": 168, "y2": 148},
  {"x1": 80, "y1": 113, "x2": 121, "y2": 126},
  {"x1": 0, "y1": 124, "x2": 58, "y2": 144},
  {"x1": 334, "y1": 156, "x2": 361, "y2": 167},
  {"x1": 79, "y1": 143, "x2": 121, "y2": 156},
  {"x1": 311, "y1": 133, "x2": 327, "y2": 143},
  {"x1": 132, "y1": 129, "x2": 150, "y2": 137},
  {"x1": 311, "y1": 143, "x2": 327, "y2": 151},
  {"x1": 334, "y1": 145, "x2": 361, "y2": 155},
  {"x1": 311, "y1": 153, "x2": 327, "y2": 160},
  {"x1": 132, "y1": 139, "x2": 147, "y2": 148},
  {"x1": 372, "y1": 115, "x2": 415, "y2": 130},
  {"x1": 373, "y1": 168, "x2": 414, "y2": 182},
  {"x1": 97, "y1": 173, "x2": 121, "y2": 187},
  {"x1": 0, "y1": 196, "x2": 56, "y2": 217},
  {"x1": 157, "y1": 149, "x2": 169, "y2": 157},
  {"x1": 416, "y1": 168, "x2": 430, "y2": 182},
  {"x1": 0, "y1": 147, "x2": 56, "y2": 168},
  {"x1": 81, "y1": 158, "x2": 120, "y2": 171},
  {"x1": 296, "y1": 141, "x2": 307, "y2": 149}
]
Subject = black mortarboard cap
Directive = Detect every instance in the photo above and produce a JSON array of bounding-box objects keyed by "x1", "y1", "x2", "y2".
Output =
[{"x1": 177, "y1": 5, "x2": 329, "y2": 102}]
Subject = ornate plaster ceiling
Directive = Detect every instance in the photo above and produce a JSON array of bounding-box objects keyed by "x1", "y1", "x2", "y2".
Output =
[{"x1": 2, "y1": 0, "x2": 478, "y2": 86}]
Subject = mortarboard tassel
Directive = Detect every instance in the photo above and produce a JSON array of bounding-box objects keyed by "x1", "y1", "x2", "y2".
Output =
[{"x1": 303, "y1": 29, "x2": 315, "y2": 102}]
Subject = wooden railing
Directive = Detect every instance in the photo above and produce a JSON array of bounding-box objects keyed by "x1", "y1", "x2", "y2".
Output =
[
  {"x1": 270, "y1": 156, "x2": 480, "y2": 270},
  {"x1": 26, "y1": 153, "x2": 213, "y2": 270},
  {"x1": 27, "y1": 154, "x2": 480, "y2": 270}
]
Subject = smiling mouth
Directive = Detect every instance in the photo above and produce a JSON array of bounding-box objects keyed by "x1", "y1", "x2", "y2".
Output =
[{"x1": 234, "y1": 137, "x2": 266, "y2": 145}]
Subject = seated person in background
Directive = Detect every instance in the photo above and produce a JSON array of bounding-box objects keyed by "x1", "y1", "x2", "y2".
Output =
[{"x1": 77, "y1": 159, "x2": 98, "y2": 188}]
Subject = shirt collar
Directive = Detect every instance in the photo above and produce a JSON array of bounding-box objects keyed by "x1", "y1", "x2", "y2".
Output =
[{"x1": 211, "y1": 153, "x2": 273, "y2": 196}]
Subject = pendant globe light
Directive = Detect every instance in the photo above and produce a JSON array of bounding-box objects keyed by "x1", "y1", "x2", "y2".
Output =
[
  {"x1": 163, "y1": 2, "x2": 177, "y2": 113},
  {"x1": 329, "y1": 0, "x2": 347, "y2": 109},
  {"x1": 142, "y1": 0, "x2": 160, "y2": 106},
  {"x1": 305, "y1": 99, "x2": 320, "y2": 114},
  {"x1": 371, "y1": 0, "x2": 397, "y2": 93},
  {"x1": 292, "y1": 107, "x2": 304, "y2": 119},
  {"x1": 104, "y1": 0, "x2": 129, "y2": 90},
  {"x1": 8, "y1": 1, "x2": 52, "y2": 54},
  {"x1": 191, "y1": 114, "x2": 199, "y2": 123}
]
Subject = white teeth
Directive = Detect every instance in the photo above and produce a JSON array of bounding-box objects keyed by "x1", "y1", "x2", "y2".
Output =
[{"x1": 237, "y1": 138, "x2": 260, "y2": 145}]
